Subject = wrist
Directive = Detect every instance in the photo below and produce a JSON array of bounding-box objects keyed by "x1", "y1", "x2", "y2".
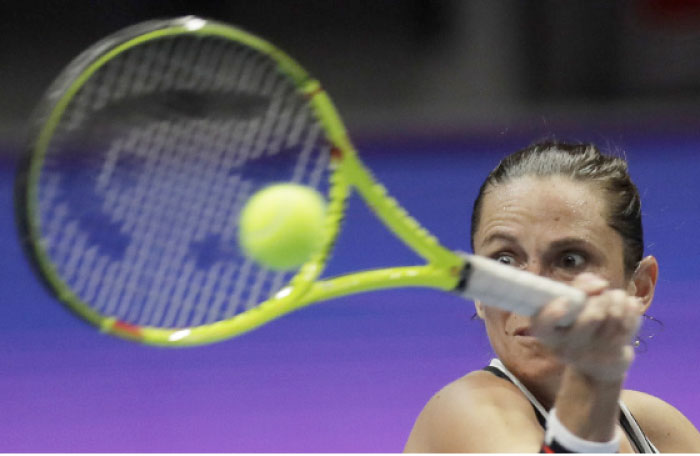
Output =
[
  {"x1": 554, "y1": 367, "x2": 623, "y2": 442},
  {"x1": 543, "y1": 407, "x2": 621, "y2": 453},
  {"x1": 567, "y1": 346, "x2": 635, "y2": 383},
  {"x1": 567, "y1": 363, "x2": 627, "y2": 386}
]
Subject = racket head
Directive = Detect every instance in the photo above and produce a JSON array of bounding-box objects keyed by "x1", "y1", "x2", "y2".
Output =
[{"x1": 15, "y1": 16, "x2": 350, "y2": 346}]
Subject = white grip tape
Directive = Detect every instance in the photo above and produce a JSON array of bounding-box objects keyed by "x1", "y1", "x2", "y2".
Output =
[{"x1": 457, "y1": 255, "x2": 586, "y2": 326}]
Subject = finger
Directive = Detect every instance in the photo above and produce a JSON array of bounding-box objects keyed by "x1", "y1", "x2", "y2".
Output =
[
  {"x1": 571, "y1": 272, "x2": 610, "y2": 296},
  {"x1": 578, "y1": 290, "x2": 626, "y2": 337},
  {"x1": 622, "y1": 297, "x2": 643, "y2": 337},
  {"x1": 580, "y1": 291, "x2": 641, "y2": 345},
  {"x1": 548, "y1": 290, "x2": 625, "y2": 354},
  {"x1": 531, "y1": 296, "x2": 572, "y2": 343}
]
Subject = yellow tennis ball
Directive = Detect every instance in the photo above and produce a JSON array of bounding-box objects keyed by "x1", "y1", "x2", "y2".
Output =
[{"x1": 238, "y1": 184, "x2": 327, "y2": 270}]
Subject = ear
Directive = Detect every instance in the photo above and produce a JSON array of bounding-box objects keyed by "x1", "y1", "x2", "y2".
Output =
[
  {"x1": 626, "y1": 255, "x2": 659, "y2": 314},
  {"x1": 474, "y1": 300, "x2": 486, "y2": 319}
]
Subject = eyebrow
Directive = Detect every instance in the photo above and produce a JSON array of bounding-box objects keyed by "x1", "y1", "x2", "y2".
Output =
[
  {"x1": 480, "y1": 232, "x2": 518, "y2": 247},
  {"x1": 547, "y1": 237, "x2": 597, "y2": 251},
  {"x1": 480, "y1": 233, "x2": 597, "y2": 252}
]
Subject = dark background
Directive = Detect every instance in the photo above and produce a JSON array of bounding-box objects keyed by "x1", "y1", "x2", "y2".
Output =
[
  {"x1": 1, "y1": 0, "x2": 699, "y2": 143},
  {"x1": 1, "y1": 1, "x2": 699, "y2": 452}
]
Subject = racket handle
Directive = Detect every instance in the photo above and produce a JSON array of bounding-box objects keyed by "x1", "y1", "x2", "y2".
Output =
[{"x1": 455, "y1": 254, "x2": 586, "y2": 327}]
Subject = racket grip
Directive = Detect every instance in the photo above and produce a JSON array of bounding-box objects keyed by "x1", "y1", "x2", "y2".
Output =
[{"x1": 455, "y1": 254, "x2": 587, "y2": 327}]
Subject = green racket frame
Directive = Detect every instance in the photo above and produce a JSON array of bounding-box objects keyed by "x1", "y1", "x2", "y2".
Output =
[{"x1": 20, "y1": 17, "x2": 465, "y2": 346}]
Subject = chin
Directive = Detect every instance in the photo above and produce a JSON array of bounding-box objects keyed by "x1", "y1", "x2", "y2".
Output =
[{"x1": 503, "y1": 349, "x2": 565, "y2": 383}]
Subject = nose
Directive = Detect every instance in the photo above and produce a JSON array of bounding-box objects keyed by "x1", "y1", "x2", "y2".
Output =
[{"x1": 523, "y1": 259, "x2": 545, "y2": 277}]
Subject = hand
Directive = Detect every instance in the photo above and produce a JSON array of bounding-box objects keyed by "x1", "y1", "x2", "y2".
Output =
[{"x1": 531, "y1": 273, "x2": 643, "y2": 382}]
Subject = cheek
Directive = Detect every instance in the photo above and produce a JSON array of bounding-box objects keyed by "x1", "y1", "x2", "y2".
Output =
[
  {"x1": 481, "y1": 307, "x2": 510, "y2": 335},
  {"x1": 482, "y1": 306, "x2": 531, "y2": 338}
]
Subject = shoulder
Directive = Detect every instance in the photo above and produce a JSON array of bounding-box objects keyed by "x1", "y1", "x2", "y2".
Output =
[
  {"x1": 622, "y1": 389, "x2": 700, "y2": 452},
  {"x1": 403, "y1": 370, "x2": 544, "y2": 453}
]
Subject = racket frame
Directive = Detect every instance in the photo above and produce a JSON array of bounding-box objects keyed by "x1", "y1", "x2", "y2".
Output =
[
  {"x1": 17, "y1": 17, "x2": 465, "y2": 346},
  {"x1": 18, "y1": 16, "x2": 584, "y2": 347}
]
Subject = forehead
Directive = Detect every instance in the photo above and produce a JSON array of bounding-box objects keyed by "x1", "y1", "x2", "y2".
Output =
[{"x1": 474, "y1": 175, "x2": 612, "y2": 245}]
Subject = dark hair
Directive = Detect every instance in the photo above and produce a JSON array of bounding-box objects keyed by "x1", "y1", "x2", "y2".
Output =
[{"x1": 470, "y1": 140, "x2": 643, "y2": 275}]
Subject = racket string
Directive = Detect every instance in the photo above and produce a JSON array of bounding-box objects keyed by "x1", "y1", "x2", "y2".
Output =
[{"x1": 37, "y1": 34, "x2": 333, "y2": 328}]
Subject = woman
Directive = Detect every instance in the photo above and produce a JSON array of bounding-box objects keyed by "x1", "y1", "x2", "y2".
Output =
[{"x1": 404, "y1": 141, "x2": 700, "y2": 453}]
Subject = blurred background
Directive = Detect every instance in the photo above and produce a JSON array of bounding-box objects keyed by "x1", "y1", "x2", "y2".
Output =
[
  {"x1": 1, "y1": 0, "x2": 699, "y2": 452},
  {"x1": 1, "y1": 0, "x2": 700, "y2": 140}
]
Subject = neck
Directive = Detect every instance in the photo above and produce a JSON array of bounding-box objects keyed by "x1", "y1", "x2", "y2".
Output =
[{"x1": 493, "y1": 357, "x2": 565, "y2": 411}]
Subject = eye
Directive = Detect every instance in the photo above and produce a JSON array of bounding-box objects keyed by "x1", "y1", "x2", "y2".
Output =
[
  {"x1": 494, "y1": 253, "x2": 517, "y2": 266},
  {"x1": 558, "y1": 252, "x2": 586, "y2": 269}
]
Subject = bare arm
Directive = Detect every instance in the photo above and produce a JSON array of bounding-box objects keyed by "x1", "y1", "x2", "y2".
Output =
[
  {"x1": 405, "y1": 273, "x2": 686, "y2": 452},
  {"x1": 554, "y1": 369, "x2": 624, "y2": 441},
  {"x1": 532, "y1": 275, "x2": 641, "y2": 445}
]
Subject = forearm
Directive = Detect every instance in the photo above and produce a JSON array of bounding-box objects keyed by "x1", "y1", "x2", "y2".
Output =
[{"x1": 554, "y1": 366, "x2": 623, "y2": 442}]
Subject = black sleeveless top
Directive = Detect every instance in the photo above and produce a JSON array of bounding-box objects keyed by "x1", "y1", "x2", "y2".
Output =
[{"x1": 484, "y1": 364, "x2": 658, "y2": 453}]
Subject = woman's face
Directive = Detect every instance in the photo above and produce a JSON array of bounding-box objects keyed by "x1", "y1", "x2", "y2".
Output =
[{"x1": 472, "y1": 175, "x2": 631, "y2": 384}]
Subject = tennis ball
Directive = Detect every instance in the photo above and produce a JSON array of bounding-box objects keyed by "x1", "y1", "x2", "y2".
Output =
[{"x1": 238, "y1": 184, "x2": 327, "y2": 270}]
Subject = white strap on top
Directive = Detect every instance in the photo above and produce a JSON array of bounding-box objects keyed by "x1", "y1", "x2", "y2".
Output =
[{"x1": 488, "y1": 358, "x2": 659, "y2": 454}]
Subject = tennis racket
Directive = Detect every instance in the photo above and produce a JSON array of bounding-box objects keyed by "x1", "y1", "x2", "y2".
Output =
[{"x1": 15, "y1": 16, "x2": 586, "y2": 346}]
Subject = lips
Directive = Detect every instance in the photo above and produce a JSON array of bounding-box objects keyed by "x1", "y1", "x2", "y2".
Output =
[{"x1": 514, "y1": 327, "x2": 532, "y2": 337}]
